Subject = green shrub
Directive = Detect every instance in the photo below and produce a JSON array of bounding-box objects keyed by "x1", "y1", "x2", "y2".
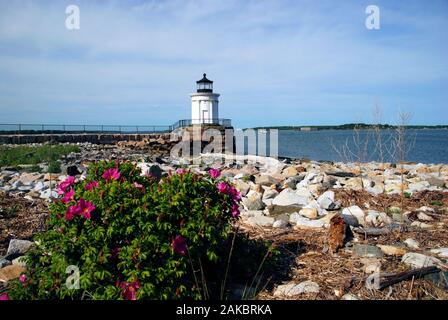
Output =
[
  {"x1": 48, "y1": 161, "x2": 61, "y2": 174},
  {"x1": 7, "y1": 162, "x2": 241, "y2": 300}
]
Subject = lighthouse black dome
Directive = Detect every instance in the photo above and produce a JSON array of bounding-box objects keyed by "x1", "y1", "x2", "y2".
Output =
[{"x1": 196, "y1": 73, "x2": 213, "y2": 92}]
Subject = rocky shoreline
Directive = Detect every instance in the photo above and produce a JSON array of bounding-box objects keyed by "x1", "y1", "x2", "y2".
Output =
[{"x1": 1, "y1": 142, "x2": 447, "y2": 299}]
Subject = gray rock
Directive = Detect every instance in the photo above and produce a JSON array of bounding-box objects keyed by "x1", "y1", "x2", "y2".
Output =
[
  {"x1": 262, "y1": 188, "x2": 279, "y2": 200},
  {"x1": 0, "y1": 258, "x2": 12, "y2": 268},
  {"x1": 242, "y1": 191, "x2": 265, "y2": 211},
  {"x1": 283, "y1": 175, "x2": 304, "y2": 189},
  {"x1": 234, "y1": 180, "x2": 250, "y2": 196},
  {"x1": 353, "y1": 244, "x2": 384, "y2": 258},
  {"x1": 255, "y1": 175, "x2": 280, "y2": 186},
  {"x1": 6, "y1": 239, "x2": 34, "y2": 259},
  {"x1": 148, "y1": 165, "x2": 163, "y2": 180},
  {"x1": 404, "y1": 238, "x2": 420, "y2": 249},
  {"x1": 246, "y1": 215, "x2": 275, "y2": 227},
  {"x1": 427, "y1": 177, "x2": 445, "y2": 188},
  {"x1": 11, "y1": 256, "x2": 27, "y2": 267},
  {"x1": 401, "y1": 252, "x2": 441, "y2": 269},
  {"x1": 273, "y1": 220, "x2": 288, "y2": 228},
  {"x1": 274, "y1": 281, "x2": 320, "y2": 297}
]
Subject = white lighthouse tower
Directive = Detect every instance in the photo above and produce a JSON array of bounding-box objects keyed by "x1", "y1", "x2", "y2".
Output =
[{"x1": 190, "y1": 74, "x2": 220, "y2": 125}]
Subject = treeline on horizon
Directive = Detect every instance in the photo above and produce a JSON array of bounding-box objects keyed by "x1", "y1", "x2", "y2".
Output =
[{"x1": 250, "y1": 123, "x2": 448, "y2": 131}]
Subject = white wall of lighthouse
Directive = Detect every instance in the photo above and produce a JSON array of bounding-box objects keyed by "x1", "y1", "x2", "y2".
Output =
[{"x1": 191, "y1": 74, "x2": 220, "y2": 125}]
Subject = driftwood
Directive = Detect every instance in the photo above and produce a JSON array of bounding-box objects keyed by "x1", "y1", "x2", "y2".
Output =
[
  {"x1": 350, "y1": 266, "x2": 441, "y2": 291},
  {"x1": 353, "y1": 224, "x2": 404, "y2": 237},
  {"x1": 353, "y1": 227, "x2": 392, "y2": 236},
  {"x1": 378, "y1": 266, "x2": 441, "y2": 290}
]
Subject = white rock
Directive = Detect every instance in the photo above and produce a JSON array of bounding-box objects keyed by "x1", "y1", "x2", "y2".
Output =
[
  {"x1": 410, "y1": 221, "x2": 434, "y2": 229},
  {"x1": 33, "y1": 181, "x2": 47, "y2": 192},
  {"x1": 262, "y1": 188, "x2": 279, "y2": 200},
  {"x1": 293, "y1": 217, "x2": 325, "y2": 230},
  {"x1": 342, "y1": 206, "x2": 366, "y2": 226},
  {"x1": 273, "y1": 188, "x2": 308, "y2": 207},
  {"x1": 404, "y1": 238, "x2": 420, "y2": 249},
  {"x1": 240, "y1": 210, "x2": 264, "y2": 218},
  {"x1": 365, "y1": 210, "x2": 380, "y2": 227},
  {"x1": 39, "y1": 189, "x2": 59, "y2": 200},
  {"x1": 401, "y1": 252, "x2": 441, "y2": 268},
  {"x1": 417, "y1": 212, "x2": 433, "y2": 222},
  {"x1": 242, "y1": 191, "x2": 265, "y2": 211},
  {"x1": 298, "y1": 208, "x2": 318, "y2": 219},
  {"x1": 408, "y1": 181, "x2": 430, "y2": 192},
  {"x1": 274, "y1": 281, "x2": 320, "y2": 297},
  {"x1": 273, "y1": 220, "x2": 288, "y2": 228},
  {"x1": 295, "y1": 187, "x2": 314, "y2": 201},
  {"x1": 430, "y1": 248, "x2": 448, "y2": 258},
  {"x1": 341, "y1": 293, "x2": 359, "y2": 300},
  {"x1": 317, "y1": 191, "x2": 340, "y2": 210},
  {"x1": 303, "y1": 200, "x2": 328, "y2": 216},
  {"x1": 246, "y1": 215, "x2": 275, "y2": 227}
]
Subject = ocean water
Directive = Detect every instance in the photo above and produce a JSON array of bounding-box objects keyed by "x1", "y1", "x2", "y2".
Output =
[{"x1": 270, "y1": 129, "x2": 448, "y2": 164}]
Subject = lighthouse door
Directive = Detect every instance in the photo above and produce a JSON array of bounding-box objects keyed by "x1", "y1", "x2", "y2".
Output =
[{"x1": 202, "y1": 109, "x2": 209, "y2": 124}]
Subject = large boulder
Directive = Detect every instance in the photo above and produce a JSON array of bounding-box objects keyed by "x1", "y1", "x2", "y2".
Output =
[
  {"x1": 273, "y1": 188, "x2": 309, "y2": 207},
  {"x1": 6, "y1": 239, "x2": 34, "y2": 259}
]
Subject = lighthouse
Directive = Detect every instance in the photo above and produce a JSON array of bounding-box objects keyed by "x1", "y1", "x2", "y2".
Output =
[{"x1": 190, "y1": 74, "x2": 220, "y2": 125}]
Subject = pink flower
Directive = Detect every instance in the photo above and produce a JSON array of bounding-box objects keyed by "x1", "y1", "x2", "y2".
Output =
[
  {"x1": 0, "y1": 293, "x2": 9, "y2": 300},
  {"x1": 133, "y1": 182, "x2": 144, "y2": 189},
  {"x1": 57, "y1": 176, "x2": 75, "y2": 195},
  {"x1": 120, "y1": 281, "x2": 140, "y2": 300},
  {"x1": 208, "y1": 168, "x2": 221, "y2": 179},
  {"x1": 229, "y1": 186, "x2": 242, "y2": 202},
  {"x1": 65, "y1": 199, "x2": 95, "y2": 220},
  {"x1": 65, "y1": 204, "x2": 80, "y2": 221},
  {"x1": 171, "y1": 235, "x2": 187, "y2": 255},
  {"x1": 217, "y1": 182, "x2": 229, "y2": 193},
  {"x1": 61, "y1": 189, "x2": 75, "y2": 204},
  {"x1": 78, "y1": 199, "x2": 95, "y2": 219},
  {"x1": 85, "y1": 181, "x2": 99, "y2": 191},
  {"x1": 19, "y1": 274, "x2": 27, "y2": 283},
  {"x1": 231, "y1": 203, "x2": 240, "y2": 218},
  {"x1": 176, "y1": 168, "x2": 187, "y2": 175},
  {"x1": 102, "y1": 168, "x2": 121, "y2": 181}
]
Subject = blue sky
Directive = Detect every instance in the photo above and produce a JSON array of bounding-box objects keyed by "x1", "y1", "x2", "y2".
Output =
[{"x1": 0, "y1": 0, "x2": 447, "y2": 128}]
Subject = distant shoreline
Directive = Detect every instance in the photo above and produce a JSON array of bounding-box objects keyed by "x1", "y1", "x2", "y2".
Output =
[{"x1": 249, "y1": 124, "x2": 448, "y2": 131}]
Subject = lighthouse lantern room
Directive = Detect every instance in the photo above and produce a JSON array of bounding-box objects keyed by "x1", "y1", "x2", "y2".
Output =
[{"x1": 191, "y1": 73, "x2": 220, "y2": 125}]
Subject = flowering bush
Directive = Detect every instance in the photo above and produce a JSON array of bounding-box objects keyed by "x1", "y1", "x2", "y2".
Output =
[{"x1": 7, "y1": 161, "x2": 241, "y2": 300}]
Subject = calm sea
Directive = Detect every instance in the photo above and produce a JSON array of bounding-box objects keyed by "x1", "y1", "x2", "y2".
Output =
[{"x1": 270, "y1": 129, "x2": 448, "y2": 164}]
